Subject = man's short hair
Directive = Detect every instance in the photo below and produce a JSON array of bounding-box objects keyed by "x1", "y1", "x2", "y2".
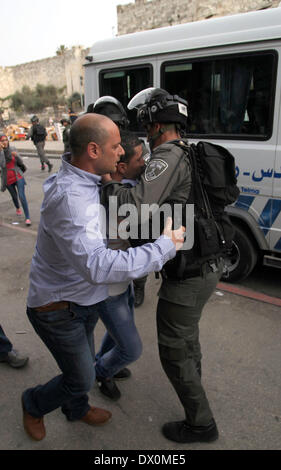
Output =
[
  {"x1": 119, "y1": 130, "x2": 143, "y2": 164},
  {"x1": 69, "y1": 115, "x2": 109, "y2": 156}
]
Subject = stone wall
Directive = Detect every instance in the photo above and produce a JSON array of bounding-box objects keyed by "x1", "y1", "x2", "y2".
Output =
[
  {"x1": 117, "y1": 0, "x2": 280, "y2": 35},
  {"x1": 0, "y1": 46, "x2": 89, "y2": 101}
]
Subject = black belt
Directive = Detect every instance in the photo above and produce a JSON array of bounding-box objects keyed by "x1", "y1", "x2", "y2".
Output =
[{"x1": 163, "y1": 258, "x2": 220, "y2": 281}]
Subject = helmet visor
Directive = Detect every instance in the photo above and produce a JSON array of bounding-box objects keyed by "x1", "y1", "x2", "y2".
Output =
[
  {"x1": 127, "y1": 87, "x2": 156, "y2": 110},
  {"x1": 94, "y1": 96, "x2": 123, "y2": 107}
]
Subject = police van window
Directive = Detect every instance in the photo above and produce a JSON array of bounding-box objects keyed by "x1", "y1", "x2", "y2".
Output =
[
  {"x1": 100, "y1": 65, "x2": 152, "y2": 132},
  {"x1": 161, "y1": 52, "x2": 276, "y2": 139}
]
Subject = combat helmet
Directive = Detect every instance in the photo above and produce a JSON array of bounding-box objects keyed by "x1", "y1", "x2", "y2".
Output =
[
  {"x1": 92, "y1": 96, "x2": 129, "y2": 129},
  {"x1": 127, "y1": 87, "x2": 188, "y2": 131}
]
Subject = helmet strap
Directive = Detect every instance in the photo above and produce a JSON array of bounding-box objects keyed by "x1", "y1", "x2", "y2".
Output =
[
  {"x1": 148, "y1": 125, "x2": 162, "y2": 150},
  {"x1": 148, "y1": 123, "x2": 178, "y2": 150}
]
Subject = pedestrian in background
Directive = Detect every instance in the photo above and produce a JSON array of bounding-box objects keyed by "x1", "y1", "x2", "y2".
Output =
[
  {"x1": 68, "y1": 107, "x2": 77, "y2": 124},
  {"x1": 27, "y1": 116, "x2": 53, "y2": 172},
  {"x1": 60, "y1": 117, "x2": 71, "y2": 153},
  {"x1": 0, "y1": 134, "x2": 31, "y2": 226}
]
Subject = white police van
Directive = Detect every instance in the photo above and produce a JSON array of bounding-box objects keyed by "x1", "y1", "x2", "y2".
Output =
[{"x1": 84, "y1": 8, "x2": 281, "y2": 282}]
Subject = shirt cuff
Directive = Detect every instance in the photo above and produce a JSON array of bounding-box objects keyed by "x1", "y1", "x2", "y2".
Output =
[{"x1": 154, "y1": 234, "x2": 177, "y2": 264}]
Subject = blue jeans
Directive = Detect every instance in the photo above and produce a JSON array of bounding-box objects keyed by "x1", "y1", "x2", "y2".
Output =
[
  {"x1": 95, "y1": 284, "x2": 142, "y2": 378},
  {"x1": 0, "y1": 325, "x2": 13, "y2": 356},
  {"x1": 7, "y1": 178, "x2": 30, "y2": 219},
  {"x1": 23, "y1": 302, "x2": 100, "y2": 421}
]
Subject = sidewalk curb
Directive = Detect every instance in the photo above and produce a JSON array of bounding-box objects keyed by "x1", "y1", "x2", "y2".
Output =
[
  {"x1": 217, "y1": 282, "x2": 281, "y2": 307},
  {"x1": 20, "y1": 151, "x2": 61, "y2": 159}
]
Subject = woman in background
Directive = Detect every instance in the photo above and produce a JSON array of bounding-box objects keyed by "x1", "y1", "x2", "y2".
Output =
[{"x1": 0, "y1": 134, "x2": 31, "y2": 226}]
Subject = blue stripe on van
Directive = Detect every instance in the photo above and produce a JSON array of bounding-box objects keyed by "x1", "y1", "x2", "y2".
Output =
[
  {"x1": 258, "y1": 199, "x2": 281, "y2": 236},
  {"x1": 274, "y1": 237, "x2": 281, "y2": 251},
  {"x1": 235, "y1": 195, "x2": 255, "y2": 211}
]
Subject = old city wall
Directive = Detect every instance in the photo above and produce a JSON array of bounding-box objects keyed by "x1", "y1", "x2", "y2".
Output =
[
  {"x1": 117, "y1": 0, "x2": 280, "y2": 35},
  {"x1": 0, "y1": 46, "x2": 90, "y2": 101}
]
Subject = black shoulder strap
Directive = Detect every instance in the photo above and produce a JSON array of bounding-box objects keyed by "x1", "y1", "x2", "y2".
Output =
[{"x1": 169, "y1": 139, "x2": 190, "y2": 154}]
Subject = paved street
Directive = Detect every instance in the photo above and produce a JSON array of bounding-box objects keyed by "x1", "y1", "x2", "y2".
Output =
[{"x1": 0, "y1": 145, "x2": 280, "y2": 451}]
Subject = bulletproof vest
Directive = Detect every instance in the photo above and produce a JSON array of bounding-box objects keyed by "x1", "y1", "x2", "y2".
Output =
[{"x1": 32, "y1": 124, "x2": 46, "y2": 143}]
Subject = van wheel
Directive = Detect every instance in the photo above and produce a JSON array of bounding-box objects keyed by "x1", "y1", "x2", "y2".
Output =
[{"x1": 221, "y1": 225, "x2": 257, "y2": 283}]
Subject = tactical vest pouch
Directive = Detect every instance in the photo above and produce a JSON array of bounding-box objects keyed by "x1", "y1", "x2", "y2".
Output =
[
  {"x1": 197, "y1": 216, "x2": 221, "y2": 257},
  {"x1": 36, "y1": 124, "x2": 46, "y2": 136}
]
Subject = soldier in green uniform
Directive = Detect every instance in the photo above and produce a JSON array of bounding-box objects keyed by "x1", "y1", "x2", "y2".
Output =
[{"x1": 102, "y1": 88, "x2": 223, "y2": 444}]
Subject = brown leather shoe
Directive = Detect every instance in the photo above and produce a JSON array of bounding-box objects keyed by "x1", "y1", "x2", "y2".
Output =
[
  {"x1": 21, "y1": 396, "x2": 46, "y2": 441},
  {"x1": 80, "y1": 406, "x2": 112, "y2": 426}
]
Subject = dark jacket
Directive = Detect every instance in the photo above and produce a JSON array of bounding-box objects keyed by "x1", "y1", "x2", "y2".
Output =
[{"x1": 30, "y1": 123, "x2": 47, "y2": 144}]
